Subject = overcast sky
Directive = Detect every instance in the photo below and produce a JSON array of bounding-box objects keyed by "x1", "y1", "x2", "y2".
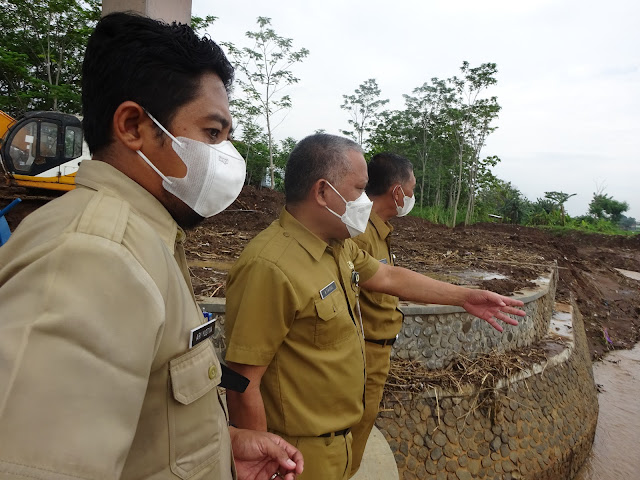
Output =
[{"x1": 192, "y1": 0, "x2": 640, "y2": 219}]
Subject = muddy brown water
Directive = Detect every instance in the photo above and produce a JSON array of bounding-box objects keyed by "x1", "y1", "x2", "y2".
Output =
[{"x1": 574, "y1": 343, "x2": 640, "y2": 479}]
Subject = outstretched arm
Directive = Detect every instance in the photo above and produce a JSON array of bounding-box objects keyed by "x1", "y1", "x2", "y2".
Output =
[{"x1": 360, "y1": 263, "x2": 525, "y2": 332}]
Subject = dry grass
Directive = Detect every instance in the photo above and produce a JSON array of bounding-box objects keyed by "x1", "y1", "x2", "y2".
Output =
[
  {"x1": 385, "y1": 346, "x2": 551, "y2": 396},
  {"x1": 381, "y1": 346, "x2": 558, "y2": 426}
]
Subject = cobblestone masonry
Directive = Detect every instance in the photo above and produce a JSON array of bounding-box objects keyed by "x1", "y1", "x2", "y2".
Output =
[
  {"x1": 375, "y1": 302, "x2": 598, "y2": 480},
  {"x1": 392, "y1": 270, "x2": 557, "y2": 369},
  {"x1": 202, "y1": 269, "x2": 557, "y2": 362}
]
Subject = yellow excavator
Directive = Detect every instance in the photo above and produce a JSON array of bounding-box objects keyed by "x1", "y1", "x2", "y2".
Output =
[{"x1": 1, "y1": 111, "x2": 90, "y2": 191}]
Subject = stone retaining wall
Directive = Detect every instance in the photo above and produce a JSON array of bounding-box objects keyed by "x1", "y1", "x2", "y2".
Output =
[
  {"x1": 200, "y1": 269, "x2": 558, "y2": 364},
  {"x1": 375, "y1": 303, "x2": 598, "y2": 480},
  {"x1": 393, "y1": 270, "x2": 557, "y2": 370}
]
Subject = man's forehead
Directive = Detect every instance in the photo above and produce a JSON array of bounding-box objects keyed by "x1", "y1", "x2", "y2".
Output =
[
  {"x1": 348, "y1": 150, "x2": 367, "y2": 177},
  {"x1": 194, "y1": 73, "x2": 231, "y2": 116}
]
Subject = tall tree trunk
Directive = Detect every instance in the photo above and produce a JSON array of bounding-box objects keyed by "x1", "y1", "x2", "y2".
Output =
[
  {"x1": 419, "y1": 150, "x2": 427, "y2": 208},
  {"x1": 434, "y1": 157, "x2": 442, "y2": 209},
  {"x1": 464, "y1": 156, "x2": 478, "y2": 225},
  {"x1": 451, "y1": 149, "x2": 464, "y2": 227},
  {"x1": 266, "y1": 108, "x2": 274, "y2": 189}
]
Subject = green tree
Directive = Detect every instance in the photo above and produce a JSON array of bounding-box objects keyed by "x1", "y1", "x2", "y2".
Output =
[
  {"x1": 477, "y1": 180, "x2": 530, "y2": 224},
  {"x1": 341, "y1": 78, "x2": 389, "y2": 147},
  {"x1": 223, "y1": 17, "x2": 309, "y2": 189},
  {"x1": 402, "y1": 78, "x2": 455, "y2": 209},
  {"x1": 448, "y1": 62, "x2": 500, "y2": 227},
  {"x1": 0, "y1": 0, "x2": 101, "y2": 117},
  {"x1": 229, "y1": 97, "x2": 266, "y2": 185},
  {"x1": 543, "y1": 191, "x2": 576, "y2": 226},
  {"x1": 190, "y1": 15, "x2": 217, "y2": 34},
  {"x1": 589, "y1": 193, "x2": 629, "y2": 224}
]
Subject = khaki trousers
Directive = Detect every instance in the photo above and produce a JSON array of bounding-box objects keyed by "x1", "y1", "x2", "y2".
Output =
[
  {"x1": 349, "y1": 342, "x2": 392, "y2": 477},
  {"x1": 276, "y1": 431, "x2": 353, "y2": 480}
]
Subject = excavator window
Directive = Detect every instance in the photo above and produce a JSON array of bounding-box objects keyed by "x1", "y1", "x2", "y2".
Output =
[
  {"x1": 9, "y1": 121, "x2": 38, "y2": 172},
  {"x1": 38, "y1": 122, "x2": 59, "y2": 162},
  {"x1": 64, "y1": 126, "x2": 83, "y2": 159}
]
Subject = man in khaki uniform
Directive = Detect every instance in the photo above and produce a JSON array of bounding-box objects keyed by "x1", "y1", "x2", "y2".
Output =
[
  {"x1": 0, "y1": 13, "x2": 302, "y2": 480},
  {"x1": 224, "y1": 134, "x2": 526, "y2": 479},
  {"x1": 349, "y1": 153, "x2": 416, "y2": 475}
]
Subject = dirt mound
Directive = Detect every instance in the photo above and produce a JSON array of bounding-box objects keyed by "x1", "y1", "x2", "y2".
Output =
[{"x1": 3, "y1": 183, "x2": 639, "y2": 360}]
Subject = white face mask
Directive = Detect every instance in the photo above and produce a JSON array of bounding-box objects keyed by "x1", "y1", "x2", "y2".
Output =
[
  {"x1": 394, "y1": 185, "x2": 415, "y2": 217},
  {"x1": 136, "y1": 112, "x2": 246, "y2": 218},
  {"x1": 324, "y1": 181, "x2": 373, "y2": 237}
]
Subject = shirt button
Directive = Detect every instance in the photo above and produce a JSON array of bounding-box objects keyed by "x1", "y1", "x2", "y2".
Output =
[
  {"x1": 283, "y1": 232, "x2": 290, "y2": 237},
  {"x1": 208, "y1": 365, "x2": 217, "y2": 380}
]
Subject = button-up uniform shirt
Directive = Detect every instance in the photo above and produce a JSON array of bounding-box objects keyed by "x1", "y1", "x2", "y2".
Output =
[
  {"x1": 224, "y1": 208, "x2": 380, "y2": 437},
  {"x1": 352, "y1": 212, "x2": 404, "y2": 340},
  {"x1": 0, "y1": 160, "x2": 233, "y2": 480}
]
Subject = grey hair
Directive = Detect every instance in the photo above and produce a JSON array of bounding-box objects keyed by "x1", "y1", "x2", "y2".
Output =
[{"x1": 284, "y1": 134, "x2": 363, "y2": 204}]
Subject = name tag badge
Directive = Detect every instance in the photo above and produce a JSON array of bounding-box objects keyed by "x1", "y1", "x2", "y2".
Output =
[
  {"x1": 320, "y1": 281, "x2": 337, "y2": 299},
  {"x1": 379, "y1": 258, "x2": 388, "y2": 264},
  {"x1": 189, "y1": 317, "x2": 216, "y2": 349}
]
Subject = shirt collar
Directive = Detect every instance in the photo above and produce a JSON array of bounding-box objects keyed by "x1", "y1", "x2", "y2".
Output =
[
  {"x1": 279, "y1": 207, "x2": 329, "y2": 262},
  {"x1": 75, "y1": 160, "x2": 179, "y2": 252},
  {"x1": 369, "y1": 210, "x2": 393, "y2": 239}
]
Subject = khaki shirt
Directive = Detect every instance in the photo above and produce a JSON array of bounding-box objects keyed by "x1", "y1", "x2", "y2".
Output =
[
  {"x1": 0, "y1": 160, "x2": 233, "y2": 480},
  {"x1": 224, "y1": 208, "x2": 380, "y2": 436},
  {"x1": 352, "y1": 212, "x2": 404, "y2": 340}
]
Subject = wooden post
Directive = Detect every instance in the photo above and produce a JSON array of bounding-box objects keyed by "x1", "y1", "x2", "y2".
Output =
[{"x1": 101, "y1": 0, "x2": 192, "y2": 25}]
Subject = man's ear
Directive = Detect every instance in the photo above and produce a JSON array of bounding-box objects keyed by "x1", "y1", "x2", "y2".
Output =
[
  {"x1": 390, "y1": 183, "x2": 402, "y2": 203},
  {"x1": 112, "y1": 101, "x2": 148, "y2": 152},
  {"x1": 311, "y1": 179, "x2": 329, "y2": 207}
]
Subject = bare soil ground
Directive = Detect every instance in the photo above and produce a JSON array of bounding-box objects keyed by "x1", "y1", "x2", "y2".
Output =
[{"x1": 3, "y1": 183, "x2": 639, "y2": 360}]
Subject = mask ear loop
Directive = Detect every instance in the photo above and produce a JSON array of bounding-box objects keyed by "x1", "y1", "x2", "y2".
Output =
[
  {"x1": 392, "y1": 184, "x2": 404, "y2": 209},
  {"x1": 143, "y1": 109, "x2": 183, "y2": 149},
  {"x1": 325, "y1": 180, "x2": 348, "y2": 204},
  {"x1": 135, "y1": 109, "x2": 184, "y2": 186},
  {"x1": 136, "y1": 149, "x2": 173, "y2": 185},
  {"x1": 323, "y1": 179, "x2": 349, "y2": 219}
]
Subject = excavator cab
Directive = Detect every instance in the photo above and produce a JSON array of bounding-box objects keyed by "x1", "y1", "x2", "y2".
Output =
[{"x1": 1, "y1": 111, "x2": 90, "y2": 191}]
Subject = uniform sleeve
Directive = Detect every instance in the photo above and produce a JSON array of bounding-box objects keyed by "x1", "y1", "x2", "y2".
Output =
[
  {"x1": 225, "y1": 258, "x2": 298, "y2": 366},
  {"x1": 352, "y1": 234, "x2": 374, "y2": 256},
  {"x1": 345, "y1": 238, "x2": 380, "y2": 284},
  {"x1": 0, "y1": 233, "x2": 165, "y2": 480}
]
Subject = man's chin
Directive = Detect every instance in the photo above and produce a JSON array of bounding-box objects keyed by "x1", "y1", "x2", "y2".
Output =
[
  {"x1": 162, "y1": 193, "x2": 206, "y2": 230},
  {"x1": 175, "y1": 210, "x2": 206, "y2": 230}
]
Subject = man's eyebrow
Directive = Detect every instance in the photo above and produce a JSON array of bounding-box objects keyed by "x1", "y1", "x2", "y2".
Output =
[{"x1": 205, "y1": 113, "x2": 231, "y2": 129}]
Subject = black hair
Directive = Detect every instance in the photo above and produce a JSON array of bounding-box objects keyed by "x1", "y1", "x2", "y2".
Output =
[
  {"x1": 366, "y1": 152, "x2": 413, "y2": 197},
  {"x1": 285, "y1": 134, "x2": 362, "y2": 205},
  {"x1": 81, "y1": 12, "x2": 234, "y2": 154}
]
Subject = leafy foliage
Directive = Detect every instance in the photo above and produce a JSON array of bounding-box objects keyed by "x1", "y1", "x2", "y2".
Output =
[
  {"x1": 365, "y1": 62, "x2": 501, "y2": 226},
  {"x1": 340, "y1": 79, "x2": 389, "y2": 147},
  {"x1": 223, "y1": 17, "x2": 308, "y2": 189},
  {"x1": 589, "y1": 193, "x2": 629, "y2": 223},
  {"x1": 0, "y1": 0, "x2": 101, "y2": 116}
]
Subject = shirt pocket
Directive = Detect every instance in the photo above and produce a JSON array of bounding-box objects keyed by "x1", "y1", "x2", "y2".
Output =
[
  {"x1": 313, "y1": 294, "x2": 355, "y2": 347},
  {"x1": 168, "y1": 340, "x2": 225, "y2": 479},
  {"x1": 371, "y1": 290, "x2": 399, "y2": 307},
  {"x1": 370, "y1": 291, "x2": 386, "y2": 305}
]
